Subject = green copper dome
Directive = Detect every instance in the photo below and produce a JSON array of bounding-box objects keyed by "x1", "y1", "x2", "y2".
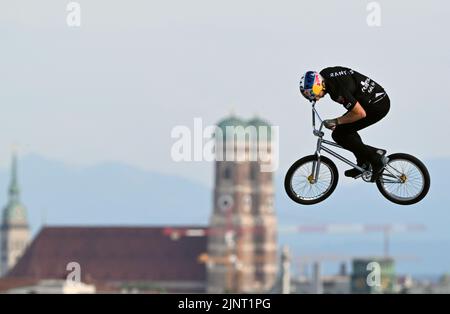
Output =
[
  {"x1": 216, "y1": 115, "x2": 245, "y2": 141},
  {"x1": 217, "y1": 115, "x2": 246, "y2": 130},
  {"x1": 248, "y1": 117, "x2": 271, "y2": 128},
  {"x1": 215, "y1": 115, "x2": 273, "y2": 141},
  {"x1": 2, "y1": 154, "x2": 28, "y2": 226},
  {"x1": 2, "y1": 202, "x2": 28, "y2": 225}
]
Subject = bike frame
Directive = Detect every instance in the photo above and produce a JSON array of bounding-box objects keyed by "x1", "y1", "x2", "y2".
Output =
[{"x1": 310, "y1": 101, "x2": 368, "y2": 182}]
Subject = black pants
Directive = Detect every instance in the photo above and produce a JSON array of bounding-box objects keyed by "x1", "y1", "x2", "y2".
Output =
[{"x1": 332, "y1": 95, "x2": 390, "y2": 165}]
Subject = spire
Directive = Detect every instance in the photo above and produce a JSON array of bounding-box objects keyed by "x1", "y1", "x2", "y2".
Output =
[
  {"x1": 9, "y1": 151, "x2": 20, "y2": 204},
  {"x1": 2, "y1": 147, "x2": 28, "y2": 227}
]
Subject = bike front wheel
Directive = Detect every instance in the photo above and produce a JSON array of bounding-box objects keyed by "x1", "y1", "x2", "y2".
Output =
[
  {"x1": 284, "y1": 155, "x2": 339, "y2": 205},
  {"x1": 376, "y1": 153, "x2": 430, "y2": 205}
]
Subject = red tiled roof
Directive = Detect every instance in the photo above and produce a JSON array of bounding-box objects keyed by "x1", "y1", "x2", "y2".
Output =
[
  {"x1": 6, "y1": 226, "x2": 207, "y2": 284},
  {"x1": 0, "y1": 278, "x2": 39, "y2": 292}
]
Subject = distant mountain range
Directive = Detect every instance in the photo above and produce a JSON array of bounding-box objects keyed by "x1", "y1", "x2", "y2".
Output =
[{"x1": 0, "y1": 154, "x2": 448, "y2": 277}]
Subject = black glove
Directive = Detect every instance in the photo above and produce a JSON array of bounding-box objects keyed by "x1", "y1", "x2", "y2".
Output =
[{"x1": 323, "y1": 118, "x2": 339, "y2": 130}]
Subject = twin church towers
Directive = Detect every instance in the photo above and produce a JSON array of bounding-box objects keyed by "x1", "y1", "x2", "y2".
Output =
[{"x1": 207, "y1": 115, "x2": 278, "y2": 293}]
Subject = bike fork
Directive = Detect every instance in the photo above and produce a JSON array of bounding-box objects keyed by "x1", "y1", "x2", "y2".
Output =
[{"x1": 311, "y1": 137, "x2": 323, "y2": 183}]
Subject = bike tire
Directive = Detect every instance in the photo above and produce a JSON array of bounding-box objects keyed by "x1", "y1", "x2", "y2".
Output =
[
  {"x1": 284, "y1": 155, "x2": 339, "y2": 205},
  {"x1": 376, "y1": 153, "x2": 430, "y2": 205}
]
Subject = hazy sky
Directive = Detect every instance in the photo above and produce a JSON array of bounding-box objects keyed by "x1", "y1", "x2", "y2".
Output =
[{"x1": 1, "y1": 0, "x2": 449, "y2": 186}]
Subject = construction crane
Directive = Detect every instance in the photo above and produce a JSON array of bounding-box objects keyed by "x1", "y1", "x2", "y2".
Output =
[
  {"x1": 170, "y1": 202, "x2": 243, "y2": 292},
  {"x1": 162, "y1": 223, "x2": 426, "y2": 258},
  {"x1": 163, "y1": 204, "x2": 275, "y2": 293},
  {"x1": 279, "y1": 223, "x2": 426, "y2": 257},
  {"x1": 282, "y1": 223, "x2": 425, "y2": 288},
  {"x1": 162, "y1": 223, "x2": 425, "y2": 293},
  {"x1": 197, "y1": 238, "x2": 238, "y2": 292},
  {"x1": 293, "y1": 253, "x2": 420, "y2": 278}
]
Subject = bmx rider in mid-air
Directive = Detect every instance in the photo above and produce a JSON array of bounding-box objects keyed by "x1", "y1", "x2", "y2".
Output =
[{"x1": 299, "y1": 66, "x2": 390, "y2": 182}]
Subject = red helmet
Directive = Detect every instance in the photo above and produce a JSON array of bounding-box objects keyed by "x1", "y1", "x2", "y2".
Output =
[{"x1": 299, "y1": 71, "x2": 324, "y2": 102}]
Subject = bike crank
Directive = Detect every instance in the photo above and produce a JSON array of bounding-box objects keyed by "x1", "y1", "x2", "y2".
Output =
[{"x1": 362, "y1": 171, "x2": 373, "y2": 182}]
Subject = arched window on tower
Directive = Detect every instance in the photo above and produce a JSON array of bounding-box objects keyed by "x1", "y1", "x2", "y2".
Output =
[
  {"x1": 250, "y1": 163, "x2": 259, "y2": 181},
  {"x1": 223, "y1": 166, "x2": 232, "y2": 180}
]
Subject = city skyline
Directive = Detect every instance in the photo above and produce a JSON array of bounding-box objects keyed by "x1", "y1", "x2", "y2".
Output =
[{"x1": 0, "y1": 151, "x2": 447, "y2": 278}]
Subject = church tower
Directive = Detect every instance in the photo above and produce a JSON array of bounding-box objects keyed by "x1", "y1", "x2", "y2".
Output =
[
  {"x1": 206, "y1": 115, "x2": 277, "y2": 293},
  {"x1": 0, "y1": 153, "x2": 30, "y2": 276}
]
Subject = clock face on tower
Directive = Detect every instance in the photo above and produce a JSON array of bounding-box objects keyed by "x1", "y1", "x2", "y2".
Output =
[{"x1": 217, "y1": 194, "x2": 234, "y2": 212}]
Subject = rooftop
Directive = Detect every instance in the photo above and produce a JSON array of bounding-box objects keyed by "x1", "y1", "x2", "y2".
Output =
[{"x1": 5, "y1": 226, "x2": 208, "y2": 287}]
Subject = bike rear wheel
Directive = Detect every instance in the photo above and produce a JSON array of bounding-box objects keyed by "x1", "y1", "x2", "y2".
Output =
[
  {"x1": 284, "y1": 155, "x2": 338, "y2": 205},
  {"x1": 376, "y1": 153, "x2": 430, "y2": 205}
]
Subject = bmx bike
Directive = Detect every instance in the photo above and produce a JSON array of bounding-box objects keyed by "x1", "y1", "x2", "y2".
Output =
[{"x1": 284, "y1": 101, "x2": 430, "y2": 205}]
